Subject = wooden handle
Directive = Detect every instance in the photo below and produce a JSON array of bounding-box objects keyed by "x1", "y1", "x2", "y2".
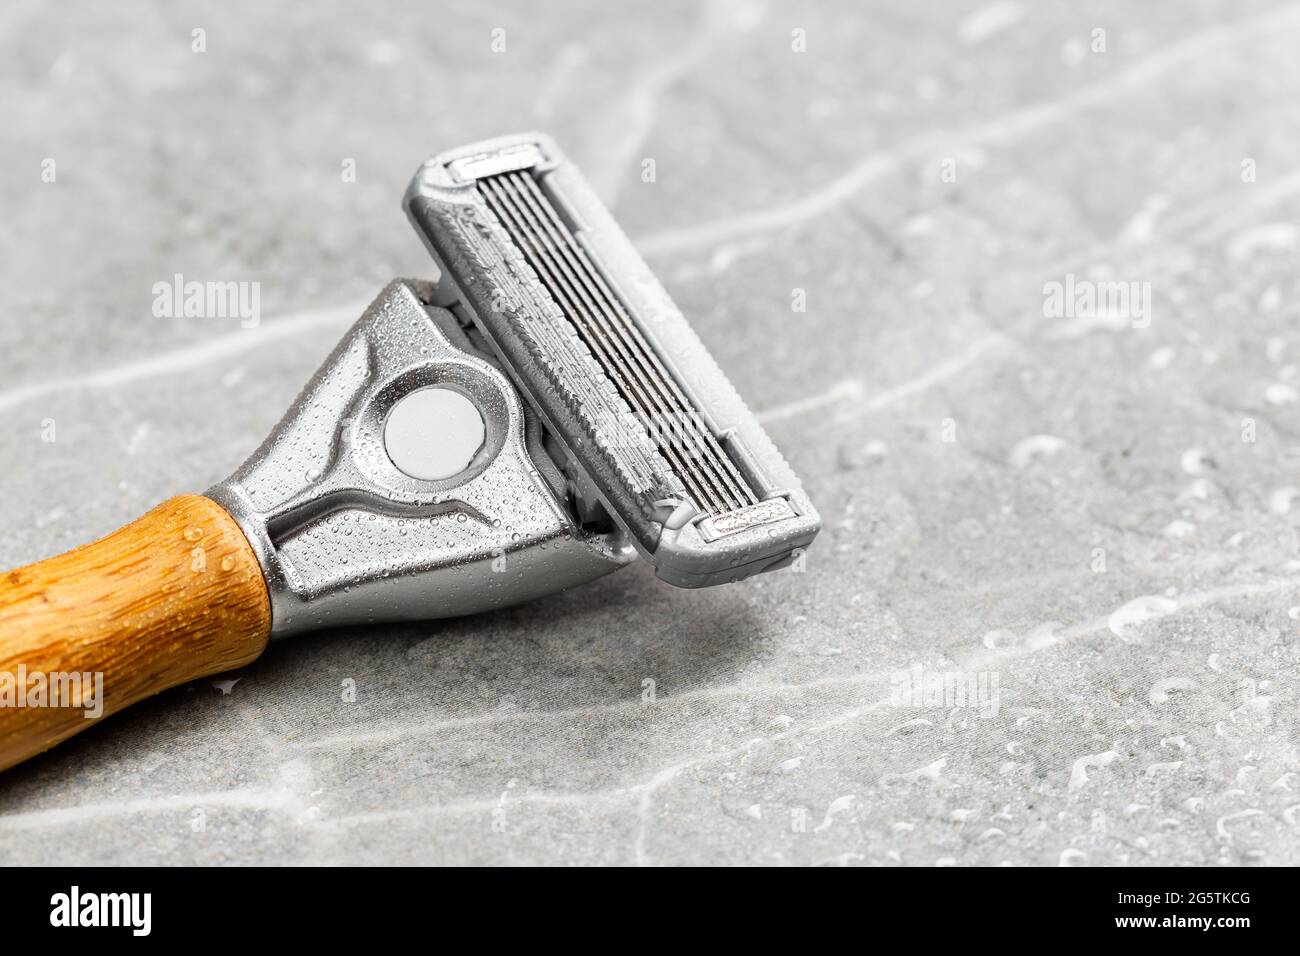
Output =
[{"x1": 0, "y1": 494, "x2": 271, "y2": 771}]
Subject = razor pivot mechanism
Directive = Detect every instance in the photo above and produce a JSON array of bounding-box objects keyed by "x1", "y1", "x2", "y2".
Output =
[
  {"x1": 210, "y1": 133, "x2": 819, "y2": 636},
  {"x1": 208, "y1": 280, "x2": 635, "y2": 637},
  {"x1": 404, "y1": 133, "x2": 820, "y2": 588}
]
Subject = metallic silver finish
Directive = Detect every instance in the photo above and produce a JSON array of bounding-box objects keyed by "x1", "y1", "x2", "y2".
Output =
[
  {"x1": 404, "y1": 133, "x2": 821, "y2": 587},
  {"x1": 696, "y1": 499, "x2": 798, "y2": 543},
  {"x1": 207, "y1": 279, "x2": 634, "y2": 638},
  {"x1": 447, "y1": 143, "x2": 545, "y2": 183}
]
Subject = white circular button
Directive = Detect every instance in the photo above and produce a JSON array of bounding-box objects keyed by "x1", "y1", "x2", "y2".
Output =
[{"x1": 383, "y1": 387, "x2": 485, "y2": 481}]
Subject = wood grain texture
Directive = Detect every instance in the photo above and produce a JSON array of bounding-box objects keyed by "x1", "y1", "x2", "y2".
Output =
[{"x1": 0, "y1": 494, "x2": 271, "y2": 771}]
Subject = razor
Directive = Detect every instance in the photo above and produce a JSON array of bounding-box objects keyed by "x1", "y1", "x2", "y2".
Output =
[{"x1": 0, "y1": 134, "x2": 819, "y2": 771}]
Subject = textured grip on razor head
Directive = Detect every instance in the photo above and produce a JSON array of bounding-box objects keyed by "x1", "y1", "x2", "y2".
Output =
[{"x1": 404, "y1": 134, "x2": 820, "y2": 587}]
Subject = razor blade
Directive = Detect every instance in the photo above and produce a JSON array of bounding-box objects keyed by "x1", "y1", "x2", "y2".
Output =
[{"x1": 403, "y1": 134, "x2": 820, "y2": 587}]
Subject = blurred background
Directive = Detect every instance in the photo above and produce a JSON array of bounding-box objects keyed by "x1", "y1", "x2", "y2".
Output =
[{"x1": 0, "y1": 0, "x2": 1298, "y2": 865}]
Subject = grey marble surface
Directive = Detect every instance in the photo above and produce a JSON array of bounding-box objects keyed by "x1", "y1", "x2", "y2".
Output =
[{"x1": 1, "y1": 0, "x2": 1298, "y2": 865}]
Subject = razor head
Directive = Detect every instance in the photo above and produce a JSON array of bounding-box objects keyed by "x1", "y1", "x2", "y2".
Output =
[{"x1": 403, "y1": 133, "x2": 819, "y2": 587}]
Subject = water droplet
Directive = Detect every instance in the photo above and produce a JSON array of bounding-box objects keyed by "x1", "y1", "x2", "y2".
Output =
[
  {"x1": 183, "y1": 527, "x2": 203, "y2": 542},
  {"x1": 220, "y1": 555, "x2": 236, "y2": 572}
]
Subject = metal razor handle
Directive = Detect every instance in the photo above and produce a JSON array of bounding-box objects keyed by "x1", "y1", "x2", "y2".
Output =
[{"x1": 206, "y1": 278, "x2": 633, "y2": 638}]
